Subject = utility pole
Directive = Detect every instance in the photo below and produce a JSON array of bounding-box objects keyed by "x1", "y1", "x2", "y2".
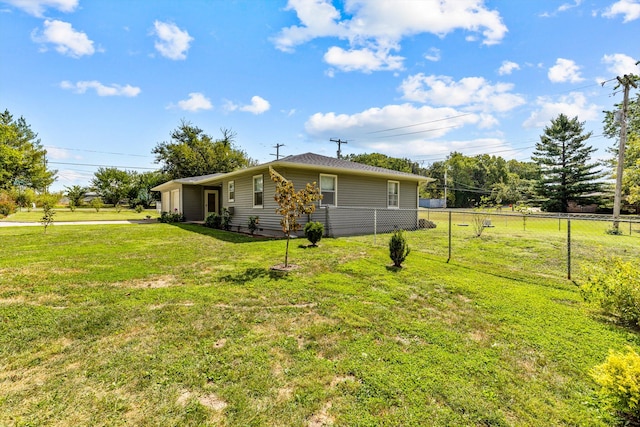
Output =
[
  {"x1": 270, "y1": 143, "x2": 285, "y2": 160},
  {"x1": 443, "y1": 168, "x2": 448, "y2": 209},
  {"x1": 613, "y1": 74, "x2": 638, "y2": 232},
  {"x1": 330, "y1": 138, "x2": 347, "y2": 159}
]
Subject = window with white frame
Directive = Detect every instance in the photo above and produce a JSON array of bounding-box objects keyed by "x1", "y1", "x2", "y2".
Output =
[
  {"x1": 388, "y1": 181, "x2": 399, "y2": 208},
  {"x1": 228, "y1": 180, "x2": 235, "y2": 202},
  {"x1": 253, "y1": 175, "x2": 263, "y2": 207},
  {"x1": 319, "y1": 174, "x2": 337, "y2": 206}
]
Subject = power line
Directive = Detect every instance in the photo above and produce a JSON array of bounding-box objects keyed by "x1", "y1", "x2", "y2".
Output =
[
  {"x1": 369, "y1": 124, "x2": 460, "y2": 139},
  {"x1": 48, "y1": 161, "x2": 157, "y2": 170},
  {"x1": 366, "y1": 113, "x2": 473, "y2": 134},
  {"x1": 44, "y1": 145, "x2": 152, "y2": 158}
]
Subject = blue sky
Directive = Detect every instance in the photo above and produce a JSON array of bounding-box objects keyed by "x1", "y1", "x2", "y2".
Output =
[{"x1": 1, "y1": 0, "x2": 639, "y2": 191}]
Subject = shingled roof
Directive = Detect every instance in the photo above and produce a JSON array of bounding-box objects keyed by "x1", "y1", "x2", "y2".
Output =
[
  {"x1": 153, "y1": 152, "x2": 431, "y2": 191},
  {"x1": 273, "y1": 152, "x2": 428, "y2": 181},
  {"x1": 172, "y1": 173, "x2": 224, "y2": 184}
]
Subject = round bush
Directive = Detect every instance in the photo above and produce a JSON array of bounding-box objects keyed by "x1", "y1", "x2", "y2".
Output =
[{"x1": 304, "y1": 221, "x2": 324, "y2": 246}]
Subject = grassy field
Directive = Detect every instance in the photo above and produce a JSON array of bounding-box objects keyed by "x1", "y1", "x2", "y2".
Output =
[
  {"x1": 1, "y1": 208, "x2": 159, "y2": 222},
  {"x1": 1, "y1": 222, "x2": 638, "y2": 426},
  {"x1": 409, "y1": 210, "x2": 640, "y2": 282}
]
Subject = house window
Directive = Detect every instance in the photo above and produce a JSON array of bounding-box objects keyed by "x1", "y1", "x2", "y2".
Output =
[
  {"x1": 320, "y1": 174, "x2": 337, "y2": 206},
  {"x1": 388, "y1": 181, "x2": 399, "y2": 208},
  {"x1": 253, "y1": 175, "x2": 263, "y2": 208},
  {"x1": 228, "y1": 181, "x2": 235, "y2": 203}
]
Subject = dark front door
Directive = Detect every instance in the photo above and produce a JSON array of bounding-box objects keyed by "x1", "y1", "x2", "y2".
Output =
[{"x1": 206, "y1": 191, "x2": 217, "y2": 215}]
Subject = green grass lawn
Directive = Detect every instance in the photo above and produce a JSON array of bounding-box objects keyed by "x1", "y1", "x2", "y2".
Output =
[
  {"x1": 1, "y1": 207, "x2": 159, "y2": 222},
  {"x1": 0, "y1": 222, "x2": 637, "y2": 426}
]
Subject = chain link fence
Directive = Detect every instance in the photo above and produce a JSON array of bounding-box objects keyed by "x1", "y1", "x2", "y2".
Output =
[{"x1": 321, "y1": 206, "x2": 640, "y2": 282}]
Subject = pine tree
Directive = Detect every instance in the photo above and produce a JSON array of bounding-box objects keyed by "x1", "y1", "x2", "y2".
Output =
[
  {"x1": 0, "y1": 109, "x2": 57, "y2": 191},
  {"x1": 531, "y1": 114, "x2": 603, "y2": 212}
]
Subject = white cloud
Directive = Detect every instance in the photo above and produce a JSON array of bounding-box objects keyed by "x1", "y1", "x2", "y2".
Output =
[
  {"x1": 602, "y1": 0, "x2": 640, "y2": 22},
  {"x1": 498, "y1": 60, "x2": 520, "y2": 75},
  {"x1": 274, "y1": 0, "x2": 346, "y2": 53},
  {"x1": 225, "y1": 96, "x2": 271, "y2": 114},
  {"x1": 558, "y1": 0, "x2": 583, "y2": 12},
  {"x1": 273, "y1": 0, "x2": 507, "y2": 72},
  {"x1": 522, "y1": 92, "x2": 599, "y2": 128},
  {"x1": 305, "y1": 103, "x2": 479, "y2": 140},
  {"x1": 399, "y1": 73, "x2": 525, "y2": 113},
  {"x1": 304, "y1": 103, "x2": 510, "y2": 156},
  {"x1": 602, "y1": 53, "x2": 640, "y2": 76},
  {"x1": 175, "y1": 92, "x2": 213, "y2": 112},
  {"x1": 45, "y1": 146, "x2": 72, "y2": 160},
  {"x1": 548, "y1": 58, "x2": 584, "y2": 83},
  {"x1": 56, "y1": 169, "x2": 93, "y2": 186},
  {"x1": 152, "y1": 21, "x2": 193, "y2": 60},
  {"x1": 367, "y1": 137, "x2": 509, "y2": 158},
  {"x1": 60, "y1": 80, "x2": 141, "y2": 97},
  {"x1": 4, "y1": 0, "x2": 77, "y2": 17},
  {"x1": 323, "y1": 45, "x2": 404, "y2": 73},
  {"x1": 540, "y1": 0, "x2": 583, "y2": 16},
  {"x1": 31, "y1": 19, "x2": 95, "y2": 58},
  {"x1": 424, "y1": 47, "x2": 441, "y2": 62}
]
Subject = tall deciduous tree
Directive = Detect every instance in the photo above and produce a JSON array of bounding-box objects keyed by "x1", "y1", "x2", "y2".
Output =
[
  {"x1": 621, "y1": 134, "x2": 640, "y2": 212},
  {"x1": 153, "y1": 121, "x2": 255, "y2": 179},
  {"x1": 91, "y1": 167, "x2": 132, "y2": 205},
  {"x1": 269, "y1": 166, "x2": 322, "y2": 268},
  {"x1": 532, "y1": 114, "x2": 603, "y2": 212},
  {"x1": 127, "y1": 170, "x2": 167, "y2": 207},
  {"x1": 604, "y1": 92, "x2": 640, "y2": 213},
  {"x1": 345, "y1": 153, "x2": 428, "y2": 176},
  {"x1": 0, "y1": 109, "x2": 56, "y2": 191},
  {"x1": 65, "y1": 185, "x2": 87, "y2": 209}
]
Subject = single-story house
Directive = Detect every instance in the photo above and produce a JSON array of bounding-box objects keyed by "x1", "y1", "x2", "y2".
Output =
[{"x1": 151, "y1": 152, "x2": 433, "y2": 237}]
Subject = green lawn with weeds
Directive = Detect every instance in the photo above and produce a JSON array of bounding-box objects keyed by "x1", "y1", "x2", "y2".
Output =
[
  {"x1": 1, "y1": 208, "x2": 159, "y2": 222},
  {"x1": 0, "y1": 222, "x2": 637, "y2": 426}
]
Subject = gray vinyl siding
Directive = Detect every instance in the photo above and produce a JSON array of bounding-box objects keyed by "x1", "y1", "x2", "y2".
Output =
[
  {"x1": 218, "y1": 168, "x2": 282, "y2": 235},
  {"x1": 223, "y1": 167, "x2": 420, "y2": 236},
  {"x1": 165, "y1": 166, "x2": 421, "y2": 236}
]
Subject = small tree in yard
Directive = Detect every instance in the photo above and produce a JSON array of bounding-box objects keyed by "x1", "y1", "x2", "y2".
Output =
[
  {"x1": 389, "y1": 229, "x2": 410, "y2": 268},
  {"x1": 41, "y1": 201, "x2": 55, "y2": 233},
  {"x1": 90, "y1": 197, "x2": 103, "y2": 212},
  {"x1": 269, "y1": 166, "x2": 322, "y2": 268}
]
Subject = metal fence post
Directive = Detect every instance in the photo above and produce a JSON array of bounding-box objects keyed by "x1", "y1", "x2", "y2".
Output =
[
  {"x1": 447, "y1": 210, "x2": 452, "y2": 263},
  {"x1": 567, "y1": 219, "x2": 571, "y2": 280},
  {"x1": 373, "y1": 208, "x2": 377, "y2": 245}
]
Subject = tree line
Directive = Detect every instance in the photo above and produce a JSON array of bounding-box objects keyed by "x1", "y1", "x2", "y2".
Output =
[{"x1": 1, "y1": 86, "x2": 639, "y2": 215}]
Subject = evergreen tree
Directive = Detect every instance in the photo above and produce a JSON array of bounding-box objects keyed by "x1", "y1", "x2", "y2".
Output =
[
  {"x1": 0, "y1": 109, "x2": 56, "y2": 191},
  {"x1": 531, "y1": 114, "x2": 603, "y2": 212}
]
